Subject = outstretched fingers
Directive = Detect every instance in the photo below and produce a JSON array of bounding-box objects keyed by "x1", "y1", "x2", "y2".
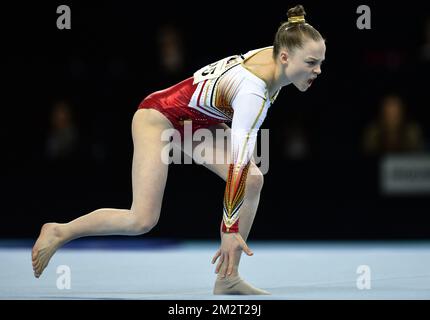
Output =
[
  {"x1": 215, "y1": 254, "x2": 225, "y2": 274},
  {"x1": 227, "y1": 252, "x2": 235, "y2": 276},
  {"x1": 221, "y1": 254, "x2": 229, "y2": 278},
  {"x1": 212, "y1": 249, "x2": 221, "y2": 264},
  {"x1": 234, "y1": 233, "x2": 253, "y2": 256}
]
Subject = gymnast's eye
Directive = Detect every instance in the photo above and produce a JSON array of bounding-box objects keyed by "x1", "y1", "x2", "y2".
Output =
[{"x1": 307, "y1": 61, "x2": 317, "y2": 66}]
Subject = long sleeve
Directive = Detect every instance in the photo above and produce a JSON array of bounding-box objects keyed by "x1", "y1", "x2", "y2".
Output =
[{"x1": 222, "y1": 90, "x2": 268, "y2": 233}]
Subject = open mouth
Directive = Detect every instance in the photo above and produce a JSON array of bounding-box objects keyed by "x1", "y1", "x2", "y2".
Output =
[{"x1": 307, "y1": 79, "x2": 314, "y2": 85}]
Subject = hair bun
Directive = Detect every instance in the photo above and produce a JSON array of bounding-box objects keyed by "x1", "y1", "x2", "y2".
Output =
[{"x1": 287, "y1": 4, "x2": 306, "y2": 24}]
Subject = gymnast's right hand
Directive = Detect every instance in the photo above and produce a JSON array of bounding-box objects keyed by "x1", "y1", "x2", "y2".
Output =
[{"x1": 211, "y1": 232, "x2": 253, "y2": 277}]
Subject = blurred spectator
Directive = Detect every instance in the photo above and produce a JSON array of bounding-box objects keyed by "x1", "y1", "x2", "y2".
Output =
[
  {"x1": 419, "y1": 16, "x2": 430, "y2": 63},
  {"x1": 283, "y1": 116, "x2": 311, "y2": 160},
  {"x1": 156, "y1": 24, "x2": 186, "y2": 84},
  {"x1": 89, "y1": 113, "x2": 113, "y2": 163},
  {"x1": 45, "y1": 100, "x2": 79, "y2": 160},
  {"x1": 362, "y1": 94, "x2": 426, "y2": 155}
]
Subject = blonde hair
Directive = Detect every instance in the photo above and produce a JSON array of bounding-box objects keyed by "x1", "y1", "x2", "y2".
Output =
[{"x1": 273, "y1": 4, "x2": 323, "y2": 58}]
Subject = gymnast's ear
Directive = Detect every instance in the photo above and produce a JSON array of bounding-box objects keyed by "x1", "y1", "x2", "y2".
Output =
[{"x1": 279, "y1": 49, "x2": 289, "y2": 65}]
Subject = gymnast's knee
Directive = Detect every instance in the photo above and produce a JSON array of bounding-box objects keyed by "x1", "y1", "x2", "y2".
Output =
[{"x1": 128, "y1": 209, "x2": 159, "y2": 235}]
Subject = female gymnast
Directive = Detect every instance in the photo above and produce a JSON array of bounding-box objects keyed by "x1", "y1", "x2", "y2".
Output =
[{"x1": 32, "y1": 4, "x2": 326, "y2": 295}]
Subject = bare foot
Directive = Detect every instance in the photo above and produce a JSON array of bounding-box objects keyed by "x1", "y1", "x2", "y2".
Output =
[{"x1": 31, "y1": 223, "x2": 64, "y2": 278}]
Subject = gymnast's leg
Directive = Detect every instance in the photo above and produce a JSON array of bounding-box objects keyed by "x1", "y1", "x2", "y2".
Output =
[
  {"x1": 176, "y1": 123, "x2": 269, "y2": 294},
  {"x1": 32, "y1": 109, "x2": 173, "y2": 278}
]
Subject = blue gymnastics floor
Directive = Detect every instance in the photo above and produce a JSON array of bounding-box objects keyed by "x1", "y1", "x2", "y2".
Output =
[{"x1": 1, "y1": 239, "x2": 429, "y2": 300}]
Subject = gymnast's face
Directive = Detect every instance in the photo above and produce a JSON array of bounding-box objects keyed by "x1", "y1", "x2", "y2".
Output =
[{"x1": 282, "y1": 39, "x2": 326, "y2": 92}]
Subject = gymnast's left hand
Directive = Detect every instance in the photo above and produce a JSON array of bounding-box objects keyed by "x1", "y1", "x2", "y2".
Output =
[{"x1": 211, "y1": 232, "x2": 253, "y2": 277}]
